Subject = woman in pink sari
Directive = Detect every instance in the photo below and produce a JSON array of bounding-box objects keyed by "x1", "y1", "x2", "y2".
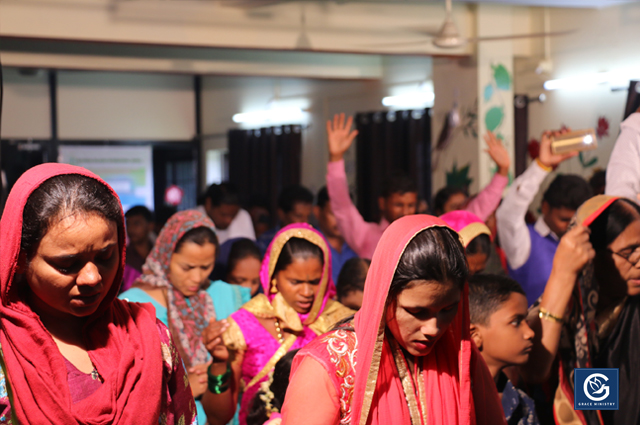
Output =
[
  {"x1": 281, "y1": 215, "x2": 506, "y2": 425},
  {"x1": 201, "y1": 223, "x2": 353, "y2": 425}
]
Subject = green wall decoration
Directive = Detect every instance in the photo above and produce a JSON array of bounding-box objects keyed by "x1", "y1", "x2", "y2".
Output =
[
  {"x1": 485, "y1": 106, "x2": 504, "y2": 132},
  {"x1": 446, "y1": 161, "x2": 473, "y2": 189}
]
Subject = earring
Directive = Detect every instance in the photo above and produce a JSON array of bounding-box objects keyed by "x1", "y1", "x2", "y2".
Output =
[{"x1": 271, "y1": 278, "x2": 278, "y2": 294}]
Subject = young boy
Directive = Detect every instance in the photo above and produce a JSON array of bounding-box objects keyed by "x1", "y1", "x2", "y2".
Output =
[{"x1": 468, "y1": 274, "x2": 539, "y2": 425}]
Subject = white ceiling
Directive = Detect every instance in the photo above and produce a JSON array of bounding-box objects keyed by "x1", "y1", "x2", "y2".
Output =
[
  {"x1": 461, "y1": 0, "x2": 634, "y2": 8},
  {"x1": 232, "y1": 0, "x2": 635, "y2": 9}
]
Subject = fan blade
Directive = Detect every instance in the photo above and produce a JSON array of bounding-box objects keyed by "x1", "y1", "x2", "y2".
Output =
[
  {"x1": 218, "y1": 0, "x2": 288, "y2": 8},
  {"x1": 360, "y1": 39, "x2": 431, "y2": 48},
  {"x1": 468, "y1": 29, "x2": 575, "y2": 43}
]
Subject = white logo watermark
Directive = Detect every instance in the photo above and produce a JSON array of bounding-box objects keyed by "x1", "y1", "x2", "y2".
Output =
[{"x1": 583, "y1": 373, "x2": 610, "y2": 402}]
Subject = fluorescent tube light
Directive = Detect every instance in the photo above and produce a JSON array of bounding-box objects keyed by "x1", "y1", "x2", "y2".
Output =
[
  {"x1": 544, "y1": 70, "x2": 640, "y2": 91},
  {"x1": 232, "y1": 107, "x2": 306, "y2": 125},
  {"x1": 382, "y1": 91, "x2": 435, "y2": 109}
]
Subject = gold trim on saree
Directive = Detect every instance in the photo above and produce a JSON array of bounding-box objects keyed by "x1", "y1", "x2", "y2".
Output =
[
  {"x1": 266, "y1": 228, "x2": 331, "y2": 326},
  {"x1": 309, "y1": 299, "x2": 355, "y2": 335},
  {"x1": 390, "y1": 338, "x2": 427, "y2": 425},
  {"x1": 246, "y1": 333, "x2": 298, "y2": 389},
  {"x1": 358, "y1": 224, "x2": 454, "y2": 425},
  {"x1": 576, "y1": 195, "x2": 618, "y2": 225},
  {"x1": 221, "y1": 317, "x2": 247, "y2": 352},
  {"x1": 457, "y1": 222, "x2": 492, "y2": 248}
]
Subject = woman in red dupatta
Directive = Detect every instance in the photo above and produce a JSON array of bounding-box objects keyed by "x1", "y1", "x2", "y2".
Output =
[
  {"x1": 281, "y1": 215, "x2": 505, "y2": 425},
  {"x1": 0, "y1": 164, "x2": 196, "y2": 424},
  {"x1": 523, "y1": 195, "x2": 640, "y2": 425}
]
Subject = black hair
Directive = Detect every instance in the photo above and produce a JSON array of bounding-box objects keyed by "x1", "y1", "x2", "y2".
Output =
[
  {"x1": 466, "y1": 234, "x2": 491, "y2": 257},
  {"x1": 278, "y1": 185, "x2": 313, "y2": 213},
  {"x1": 589, "y1": 170, "x2": 606, "y2": 195},
  {"x1": 272, "y1": 237, "x2": 324, "y2": 277},
  {"x1": 246, "y1": 349, "x2": 300, "y2": 425},
  {"x1": 155, "y1": 206, "x2": 177, "y2": 230},
  {"x1": 433, "y1": 186, "x2": 468, "y2": 216},
  {"x1": 228, "y1": 238, "x2": 262, "y2": 274},
  {"x1": 174, "y1": 226, "x2": 219, "y2": 254},
  {"x1": 316, "y1": 186, "x2": 330, "y2": 208},
  {"x1": 468, "y1": 274, "x2": 525, "y2": 326},
  {"x1": 589, "y1": 198, "x2": 640, "y2": 251},
  {"x1": 380, "y1": 173, "x2": 417, "y2": 199},
  {"x1": 337, "y1": 258, "x2": 371, "y2": 300},
  {"x1": 204, "y1": 182, "x2": 241, "y2": 207},
  {"x1": 543, "y1": 174, "x2": 592, "y2": 210},
  {"x1": 21, "y1": 174, "x2": 122, "y2": 260},
  {"x1": 125, "y1": 205, "x2": 153, "y2": 222},
  {"x1": 388, "y1": 226, "x2": 468, "y2": 302}
]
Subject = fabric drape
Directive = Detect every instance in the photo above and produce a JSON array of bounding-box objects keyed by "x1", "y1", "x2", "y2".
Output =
[
  {"x1": 0, "y1": 163, "x2": 169, "y2": 424},
  {"x1": 355, "y1": 110, "x2": 431, "y2": 222},
  {"x1": 133, "y1": 209, "x2": 217, "y2": 368},
  {"x1": 554, "y1": 195, "x2": 640, "y2": 425},
  {"x1": 350, "y1": 214, "x2": 505, "y2": 425},
  {"x1": 439, "y1": 210, "x2": 492, "y2": 248},
  {"x1": 228, "y1": 126, "x2": 302, "y2": 218}
]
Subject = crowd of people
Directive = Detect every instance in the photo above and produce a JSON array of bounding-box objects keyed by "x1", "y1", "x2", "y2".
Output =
[{"x1": 0, "y1": 109, "x2": 639, "y2": 425}]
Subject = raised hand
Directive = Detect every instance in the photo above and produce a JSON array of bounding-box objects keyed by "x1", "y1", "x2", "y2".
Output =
[
  {"x1": 552, "y1": 225, "x2": 595, "y2": 280},
  {"x1": 202, "y1": 318, "x2": 230, "y2": 363},
  {"x1": 484, "y1": 131, "x2": 510, "y2": 176},
  {"x1": 538, "y1": 128, "x2": 578, "y2": 168},
  {"x1": 327, "y1": 113, "x2": 358, "y2": 162}
]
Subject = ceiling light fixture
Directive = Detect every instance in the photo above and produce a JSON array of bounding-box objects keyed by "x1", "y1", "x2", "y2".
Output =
[
  {"x1": 232, "y1": 107, "x2": 307, "y2": 125},
  {"x1": 544, "y1": 70, "x2": 640, "y2": 91},
  {"x1": 382, "y1": 91, "x2": 435, "y2": 109}
]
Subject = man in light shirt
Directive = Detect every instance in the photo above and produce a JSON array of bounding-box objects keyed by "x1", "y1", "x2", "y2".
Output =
[
  {"x1": 201, "y1": 182, "x2": 255, "y2": 245},
  {"x1": 496, "y1": 130, "x2": 592, "y2": 306},
  {"x1": 606, "y1": 109, "x2": 640, "y2": 202}
]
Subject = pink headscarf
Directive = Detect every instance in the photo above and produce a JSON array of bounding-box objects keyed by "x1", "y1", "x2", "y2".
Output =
[
  {"x1": 440, "y1": 210, "x2": 492, "y2": 248},
  {"x1": 351, "y1": 214, "x2": 505, "y2": 425},
  {"x1": 0, "y1": 163, "x2": 166, "y2": 424},
  {"x1": 259, "y1": 223, "x2": 334, "y2": 325}
]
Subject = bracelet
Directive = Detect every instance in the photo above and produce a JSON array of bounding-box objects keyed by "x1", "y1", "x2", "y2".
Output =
[
  {"x1": 207, "y1": 363, "x2": 231, "y2": 394},
  {"x1": 535, "y1": 158, "x2": 553, "y2": 173},
  {"x1": 539, "y1": 307, "x2": 564, "y2": 324}
]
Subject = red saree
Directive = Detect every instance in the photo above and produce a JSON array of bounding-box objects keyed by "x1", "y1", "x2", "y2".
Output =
[
  {"x1": 284, "y1": 215, "x2": 505, "y2": 425},
  {"x1": 0, "y1": 163, "x2": 196, "y2": 424}
]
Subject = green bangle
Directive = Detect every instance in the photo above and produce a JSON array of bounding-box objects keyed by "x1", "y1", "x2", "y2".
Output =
[{"x1": 208, "y1": 363, "x2": 231, "y2": 394}]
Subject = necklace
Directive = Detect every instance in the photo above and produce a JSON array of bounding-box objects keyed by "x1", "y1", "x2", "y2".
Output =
[
  {"x1": 274, "y1": 318, "x2": 284, "y2": 344},
  {"x1": 91, "y1": 367, "x2": 100, "y2": 381}
]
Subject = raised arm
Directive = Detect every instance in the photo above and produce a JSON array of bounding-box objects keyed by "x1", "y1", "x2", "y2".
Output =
[
  {"x1": 465, "y1": 131, "x2": 510, "y2": 221},
  {"x1": 326, "y1": 113, "x2": 379, "y2": 258},
  {"x1": 496, "y1": 130, "x2": 576, "y2": 270},
  {"x1": 520, "y1": 225, "x2": 594, "y2": 383}
]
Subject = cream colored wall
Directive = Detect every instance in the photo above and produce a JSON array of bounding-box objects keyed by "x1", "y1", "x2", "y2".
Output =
[
  {"x1": 1, "y1": 68, "x2": 51, "y2": 139},
  {"x1": 513, "y1": 3, "x2": 640, "y2": 209},
  {"x1": 201, "y1": 56, "x2": 432, "y2": 194},
  {"x1": 57, "y1": 71, "x2": 195, "y2": 140},
  {"x1": 515, "y1": 3, "x2": 640, "y2": 179}
]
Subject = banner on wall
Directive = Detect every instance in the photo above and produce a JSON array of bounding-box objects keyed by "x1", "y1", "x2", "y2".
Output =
[{"x1": 58, "y1": 145, "x2": 154, "y2": 212}]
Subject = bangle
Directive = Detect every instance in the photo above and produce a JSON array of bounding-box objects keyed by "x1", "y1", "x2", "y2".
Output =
[
  {"x1": 208, "y1": 363, "x2": 231, "y2": 394},
  {"x1": 539, "y1": 307, "x2": 564, "y2": 324},
  {"x1": 536, "y1": 158, "x2": 553, "y2": 173}
]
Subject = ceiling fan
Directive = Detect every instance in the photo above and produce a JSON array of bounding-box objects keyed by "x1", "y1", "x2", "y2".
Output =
[{"x1": 380, "y1": 0, "x2": 575, "y2": 49}]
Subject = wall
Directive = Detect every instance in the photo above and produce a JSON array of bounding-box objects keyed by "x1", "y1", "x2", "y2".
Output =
[
  {"x1": 0, "y1": 68, "x2": 51, "y2": 139},
  {"x1": 515, "y1": 3, "x2": 640, "y2": 180},
  {"x1": 201, "y1": 56, "x2": 432, "y2": 194},
  {"x1": 1, "y1": 69, "x2": 196, "y2": 141},
  {"x1": 513, "y1": 3, "x2": 640, "y2": 209}
]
